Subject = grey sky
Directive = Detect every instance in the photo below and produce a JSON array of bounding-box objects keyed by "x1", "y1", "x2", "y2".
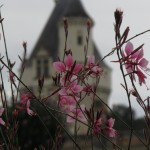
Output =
[{"x1": 0, "y1": 0, "x2": 150, "y2": 117}]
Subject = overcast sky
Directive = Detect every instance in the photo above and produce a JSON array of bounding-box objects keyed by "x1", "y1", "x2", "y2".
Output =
[{"x1": 0, "y1": 0, "x2": 150, "y2": 118}]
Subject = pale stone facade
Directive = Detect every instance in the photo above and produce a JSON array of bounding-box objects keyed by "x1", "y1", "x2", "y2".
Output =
[
  {"x1": 20, "y1": 49, "x2": 54, "y2": 97},
  {"x1": 58, "y1": 17, "x2": 93, "y2": 61}
]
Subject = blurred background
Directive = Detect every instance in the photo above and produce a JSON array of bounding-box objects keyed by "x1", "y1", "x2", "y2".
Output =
[
  {"x1": 0, "y1": 0, "x2": 149, "y2": 149},
  {"x1": 0, "y1": 0, "x2": 149, "y2": 117}
]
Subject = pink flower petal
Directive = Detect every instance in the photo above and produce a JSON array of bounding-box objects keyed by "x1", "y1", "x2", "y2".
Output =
[
  {"x1": 93, "y1": 118, "x2": 103, "y2": 134},
  {"x1": 0, "y1": 108, "x2": 4, "y2": 116},
  {"x1": 64, "y1": 54, "x2": 73, "y2": 70},
  {"x1": 0, "y1": 118, "x2": 5, "y2": 126},
  {"x1": 136, "y1": 49, "x2": 144, "y2": 61},
  {"x1": 20, "y1": 94, "x2": 30, "y2": 104},
  {"x1": 87, "y1": 56, "x2": 95, "y2": 65},
  {"x1": 27, "y1": 108, "x2": 35, "y2": 116},
  {"x1": 53, "y1": 62, "x2": 66, "y2": 72},
  {"x1": 107, "y1": 118, "x2": 115, "y2": 128},
  {"x1": 125, "y1": 42, "x2": 133, "y2": 55},
  {"x1": 91, "y1": 66, "x2": 103, "y2": 76},
  {"x1": 108, "y1": 128, "x2": 116, "y2": 137},
  {"x1": 71, "y1": 84, "x2": 83, "y2": 93},
  {"x1": 59, "y1": 96, "x2": 76, "y2": 107},
  {"x1": 73, "y1": 64, "x2": 82, "y2": 73},
  {"x1": 66, "y1": 105, "x2": 86, "y2": 123},
  {"x1": 130, "y1": 50, "x2": 140, "y2": 59},
  {"x1": 136, "y1": 69, "x2": 147, "y2": 85},
  {"x1": 66, "y1": 115, "x2": 75, "y2": 123},
  {"x1": 26, "y1": 100, "x2": 30, "y2": 108},
  {"x1": 97, "y1": 118, "x2": 103, "y2": 124},
  {"x1": 105, "y1": 127, "x2": 117, "y2": 138},
  {"x1": 104, "y1": 118, "x2": 117, "y2": 138},
  {"x1": 58, "y1": 88, "x2": 67, "y2": 96},
  {"x1": 139, "y1": 58, "x2": 149, "y2": 68}
]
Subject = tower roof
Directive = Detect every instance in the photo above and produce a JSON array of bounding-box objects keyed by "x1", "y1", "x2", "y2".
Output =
[
  {"x1": 28, "y1": 0, "x2": 90, "y2": 64},
  {"x1": 27, "y1": 0, "x2": 110, "y2": 69},
  {"x1": 63, "y1": 0, "x2": 89, "y2": 17}
]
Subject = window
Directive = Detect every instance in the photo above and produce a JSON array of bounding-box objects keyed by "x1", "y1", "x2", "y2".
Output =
[
  {"x1": 36, "y1": 59, "x2": 41, "y2": 77},
  {"x1": 77, "y1": 30, "x2": 83, "y2": 45},
  {"x1": 44, "y1": 59, "x2": 49, "y2": 77},
  {"x1": 36, "y1": 58, "x2": 49, "y2": 78},
  {"x1": 77, "y1": 35, "x2": 83, "y2": 45}
]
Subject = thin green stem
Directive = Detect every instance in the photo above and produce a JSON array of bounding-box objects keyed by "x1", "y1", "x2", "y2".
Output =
[
  {"x1": 0, "y1": 10, "x2": 15, "y2": 108},
  {"x1": 93, "y1": 91, "x2": 147, "y2": 147},
  {"x1": 0, "y1": 58, "x2": 36, "y2": 98},
  {"x1": 0, "y1": 127, "x2": 9, "y2": 150},
  {"x1": 45, "y1": 104, "x2": 122, "y2": 149},
  {"x1": 0, "y1": 65, "x2": 9, "y2": 125},
  {"x1": 126, "y1": 29, "x2": 150, "y2": 43},
  {"x1": 36, "y1": 100, "x2": 82, "y2": 150},
  {"x1": 115, "y1": 27, "x2": 133, "y2": 149}
]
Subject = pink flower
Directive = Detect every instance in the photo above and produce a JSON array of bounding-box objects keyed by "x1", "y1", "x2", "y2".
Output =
[
  {"x1": 20, "y1": 93, "x2": 31, "y2": 104},
  {"x1": 83, "y1": 84, "x2": 92, "y2": 95},
  {"x1": 66, "y1": 105, "x2": 86, "y2": 123},
  {"x1": 18, "y1": 93, "x2": 35, "y2": 116},
  {"x1": 71, "y1": 81, "x2": 83, "y2": 93},
  {"x1": 59, "y1": 95, "x2": 76, "y2": 110},
  {"x1": 123, "y1": 43, "x2": 148, "y2": 70},
  {"x1": 86, "y1": 56, "x2": 103, "y2": 76},
  {"x1": 26, "y1": 101, "x2": 36, "y2": 116},
  {"x1": 59, "y1": 81, "x2": 83, "y2": 98},
  {"x1": 53, "y1": 54, "x2": 82, "y2": 73},
  {"x1": 93, "y1": 118, "x2": 103, "y2": 134},
  {"x1": 122, "y1": 42, "x2": 149, "y2": 85},
  {"x1": 0, "y1": 108, "x2": 5, "y2": 126},
  {"x1": 104, "y1": 118, "x2": 117, "y2": 138}
]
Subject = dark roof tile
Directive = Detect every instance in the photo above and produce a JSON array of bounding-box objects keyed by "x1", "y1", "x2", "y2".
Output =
[{"x1": 63, "y1": 0, "x2": 90, "y2": 17}]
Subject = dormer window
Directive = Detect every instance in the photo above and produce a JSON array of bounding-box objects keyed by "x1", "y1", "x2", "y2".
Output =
[{"x1": 36, "y1": 58, "x2": 49, "y2": 78}]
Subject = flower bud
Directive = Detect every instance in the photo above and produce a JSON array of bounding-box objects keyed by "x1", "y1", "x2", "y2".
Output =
[{"x1": 114, "y1": 9, "x2": 123, "y2": 29}]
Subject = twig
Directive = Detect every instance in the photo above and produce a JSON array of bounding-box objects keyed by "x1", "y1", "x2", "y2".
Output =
[{"x1": 126, "y1": 29, "x2": 150, "y2": 43}]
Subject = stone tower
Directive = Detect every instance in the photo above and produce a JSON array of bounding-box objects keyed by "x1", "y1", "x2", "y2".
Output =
[{"x1": 20, "y1": 0, "x2": 111, "y2": 114}]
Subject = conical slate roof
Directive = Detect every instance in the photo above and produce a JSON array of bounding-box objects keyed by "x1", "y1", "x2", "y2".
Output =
[
  {"x1": 28, "y1": 0, "x2": 90, "y2": 64},
  {"x1": 63, "y1": 0, "x2": 89, "y2": 17}
]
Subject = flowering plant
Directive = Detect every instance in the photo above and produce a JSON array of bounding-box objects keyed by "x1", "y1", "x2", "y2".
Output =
[{"x1": 0, "y1": 8, "x2": 149, "y2": 150}]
